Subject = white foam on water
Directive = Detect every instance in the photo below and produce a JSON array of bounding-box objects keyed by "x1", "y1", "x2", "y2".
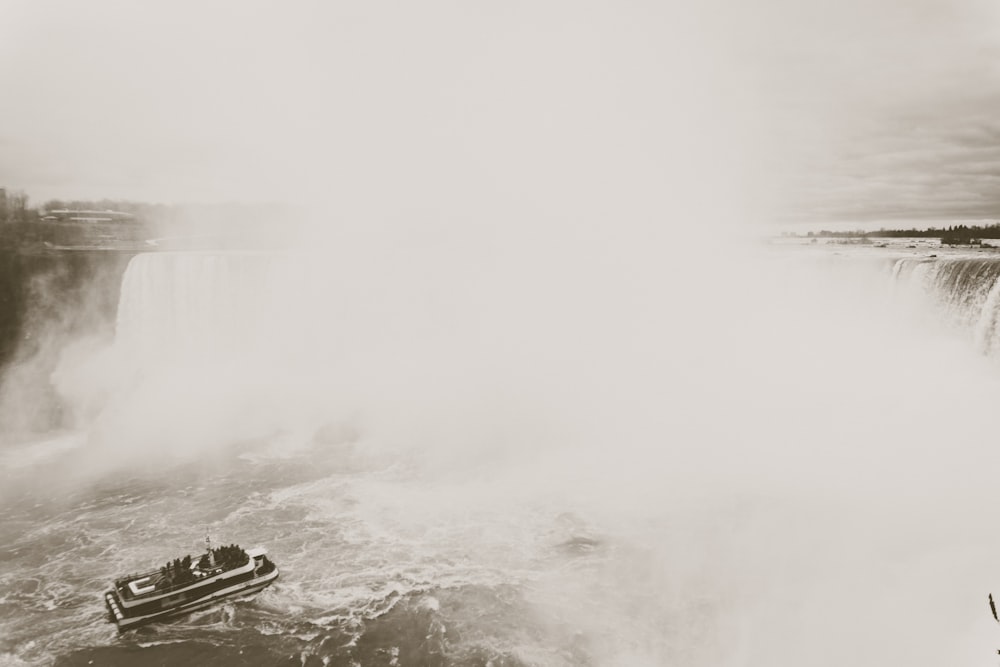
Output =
[
  {"x1": 0, "y1": 432, "x2": 86, "y2": 470},
  {"x1": 13, "y1": 243, "x2": 1000, "y2": 665}
]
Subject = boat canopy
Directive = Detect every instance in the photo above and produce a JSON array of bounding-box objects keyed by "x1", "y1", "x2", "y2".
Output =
[{"x1": 128, "y1": 576, "x2": 156, "y2": 596}]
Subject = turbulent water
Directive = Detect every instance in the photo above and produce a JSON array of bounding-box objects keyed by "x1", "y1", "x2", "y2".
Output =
[
  {"x1": 0, "y1": 429, "x2": 634, "y2": 666},
  {"x1": 6, "y1": 243, "x2": 1000, "y2": 666},
  {"x1": 890, "y1": 256, "x2": 1000, "y2": 354}
]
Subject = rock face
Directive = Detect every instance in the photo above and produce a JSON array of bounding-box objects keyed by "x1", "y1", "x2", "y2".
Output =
[{"x1": 0, "y1": 248, "x2": 135, "y2": 433}]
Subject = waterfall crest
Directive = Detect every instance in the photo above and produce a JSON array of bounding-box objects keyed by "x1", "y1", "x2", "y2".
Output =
[
  {"x1": 890, "y1": 256, "x2": 1000, "y2": 354},
  {"x1": 115, "y1": 251, "x2": 299, "y2": 367}
]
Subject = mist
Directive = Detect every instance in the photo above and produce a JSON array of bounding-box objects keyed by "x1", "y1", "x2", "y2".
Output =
[
  {"x1": 3, "y1": 234, "x2": 997, "y2": 664},
  {"x1": 3, "y1": 0, "x2": 1000, "y2": 664}
]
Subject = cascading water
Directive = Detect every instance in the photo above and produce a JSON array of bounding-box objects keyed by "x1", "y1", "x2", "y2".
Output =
[
  {"x1": 66, "y1": 250, "x2": 359, "y2": 473},
  {"x1": 889, "y1": 256, "x2": 1000, "y2": 354},
  {"x1": 115, "y1": 252, "x2": 283, "y2": 366},
  {"x1": 8, "y1": 244, "x2": 1000, "y2": 666}
]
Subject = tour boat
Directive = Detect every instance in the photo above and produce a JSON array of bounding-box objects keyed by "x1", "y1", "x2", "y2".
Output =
[{"x1": 104, "y1": 538, "x2": 279, "y2": 631}]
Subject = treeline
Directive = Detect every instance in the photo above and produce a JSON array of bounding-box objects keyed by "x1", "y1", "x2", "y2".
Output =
[
  {"x1": 805, "y1": 223, "x2": 1000, "y2": 240},
  {"x1": 14, "y1": 195, "x2": 198, "y2": 223},
  {"x1": 0, "y1": 189, "x2": 37, "y2": 224},
  {"x1": 1, "y1": 186, "x2": 300, "y2": 251},
  {"x1": 0, "y1": 191, "x2": 155, "y2": 249},
  {"x1": 41, "y1": 198, "x2": 173, "y2": 222},
  {"x1": 2, "y1": 187, "x2": 294, "y2": 228},
  {"x1": 36, "y1": 198, "x2": 292, "y2": 227}
]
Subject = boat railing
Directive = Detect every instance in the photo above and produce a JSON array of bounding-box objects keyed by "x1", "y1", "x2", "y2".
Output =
[{"x1": 115, "y1": 554, "x2": 251, "y2": 599}]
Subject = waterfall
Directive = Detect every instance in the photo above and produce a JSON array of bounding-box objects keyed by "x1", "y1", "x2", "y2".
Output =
[
  {"x1": 83, "y1": 250, "x2": 346, "y2": 454},
  {"x1": 974, "y1": 277, "x2": 1000, "y2": 354},
  {"x1": 115, "y1": 252, "x2": 292, "y2": 367},
  {"x1": 889, "y1": 256, "x2": 1000, "y2": 354}
]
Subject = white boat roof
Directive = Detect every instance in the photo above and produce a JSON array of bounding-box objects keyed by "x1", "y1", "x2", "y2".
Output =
[
  {"x1": 128, "y1": 575, "x2": 156, "y2": 596},
  {"x1": 246, "y1": 547, "x2": 267, "y2": 558}
]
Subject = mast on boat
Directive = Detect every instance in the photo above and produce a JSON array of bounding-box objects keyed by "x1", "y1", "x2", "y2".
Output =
[{"x1": 205, "y1": 531, "x2": 215, "y2": 568}]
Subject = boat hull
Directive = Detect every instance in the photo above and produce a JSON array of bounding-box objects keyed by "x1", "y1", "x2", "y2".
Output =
[{"x1": 105, "y1": 567, "x2": 279, "y2": 631}]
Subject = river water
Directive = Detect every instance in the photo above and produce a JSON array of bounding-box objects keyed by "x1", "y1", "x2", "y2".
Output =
[{"x1": 4, "y1": 242, "x2": 1000, "y2": 666}]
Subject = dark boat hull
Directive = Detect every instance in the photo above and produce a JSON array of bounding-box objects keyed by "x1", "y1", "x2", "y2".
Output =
[{"x1": 105, "y1": 567, "x2": 279, "y2": 631}]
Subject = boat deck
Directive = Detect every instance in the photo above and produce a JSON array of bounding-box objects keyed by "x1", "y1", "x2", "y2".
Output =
[{"x1": 117, "y1": 564, "x2": 233, "y2": 600}]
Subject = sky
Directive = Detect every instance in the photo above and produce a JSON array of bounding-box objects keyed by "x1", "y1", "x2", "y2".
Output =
[
  {"x1": 0, "y1": 0, "x2": 999, "y2": 226},
  {"x1": 756, "y1": 0, "x2": 1000, "y2": 224}
]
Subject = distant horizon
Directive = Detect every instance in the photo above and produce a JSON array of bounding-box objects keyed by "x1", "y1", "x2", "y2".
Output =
[
  {"x1": 9, "y1": 187, "x2": 999, "y2": 237},
  {"x1": 1, "y1": 187, "x2": 293, "y2": 211},
  {"x1": 5, "y1": 1, "x2": 999, "y2": 230}
]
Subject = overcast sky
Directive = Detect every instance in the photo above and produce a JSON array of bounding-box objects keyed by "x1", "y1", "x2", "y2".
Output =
[{"x1": 1, "y1": 0, "x2": 998, "y2": 226}]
